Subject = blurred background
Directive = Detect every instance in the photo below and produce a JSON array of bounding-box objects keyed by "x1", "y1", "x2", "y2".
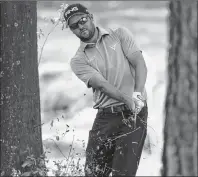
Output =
[{"x1": 37, "y1": 1, "x2": 168, "y2": 175}]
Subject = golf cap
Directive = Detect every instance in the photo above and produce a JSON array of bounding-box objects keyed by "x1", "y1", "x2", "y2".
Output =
[{"x1": 64, "y1": 3, "x2": 89, "y2": 27}]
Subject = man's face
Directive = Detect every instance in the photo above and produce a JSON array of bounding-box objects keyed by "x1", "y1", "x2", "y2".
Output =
[{"x1": 68, "y1": 14, "x2": 95, "y2": 42}]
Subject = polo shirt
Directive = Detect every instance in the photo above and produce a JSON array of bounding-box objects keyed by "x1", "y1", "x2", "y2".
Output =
[{"x1": 70, "y1": 26, "x2": 147, "y2": 109}]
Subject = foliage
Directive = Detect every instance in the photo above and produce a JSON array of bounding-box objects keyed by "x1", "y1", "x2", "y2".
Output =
[
  {"x1": 8, "y1": 122, "x2": 86, "y2": 176},
  {"x1": 38, "y1": 3, "x2": 68, "y2": 65}
]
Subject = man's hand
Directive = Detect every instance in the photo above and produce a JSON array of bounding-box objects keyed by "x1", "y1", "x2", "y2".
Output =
[
  {"x1": 132, "y1": 92, "x2": 145, "y2": 114},
  {"x1": 124, "y1": 96, "x2": 136, "y2": 112}
]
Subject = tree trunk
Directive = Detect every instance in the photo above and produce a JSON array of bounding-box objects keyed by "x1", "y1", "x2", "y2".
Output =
[
  {"x1": 162, "y1": 1, "x2": 197, "y2": 176},
  {"x1": 0, "y1": 1, "x2": 43, "y2": 175}
]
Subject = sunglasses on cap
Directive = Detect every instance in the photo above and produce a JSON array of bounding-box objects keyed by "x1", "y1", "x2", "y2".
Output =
[{"x1": 69, "y1": 15, "x2": 89, "y2": 30}]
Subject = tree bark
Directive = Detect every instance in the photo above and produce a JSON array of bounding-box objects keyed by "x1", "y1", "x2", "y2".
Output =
[
  {"x1": 162, "y1": 1, "x2": 197, "y2": 176},
  {"x1": 0, "y1": 1, "x2": 43, "y2": 175}
]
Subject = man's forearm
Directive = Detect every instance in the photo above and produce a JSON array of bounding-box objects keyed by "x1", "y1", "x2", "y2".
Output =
[
  {"x1": 88, "y1": 73, "x2": 133, "y2": 110},
  {"x1": 126, "y1": 51, "x2": 147, "y2": 93},
  {"x1": 99, "y1": 81, "x2": 130, "y2": 105}
]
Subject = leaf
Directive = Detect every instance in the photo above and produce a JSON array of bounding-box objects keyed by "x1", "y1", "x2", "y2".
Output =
[
  {"x1": 40, "y1": 29, "x2": 44, "y2": 36},
  {"x1": 56, "y1": 136, "x2": 59, "y2": 141},
  {"x1": 21, "y1": 172, "x2": 32, "y2": 176},
  {"x1": 21, "y1": 160, "x2": 33, "y2": 168},
  {"x1": 39, "y1": 170, "x2": 45, "y2": 176},
  {"x1": 1, "y1": 171, "x2": 5, "y2": 176},
  {"x1": 50, "y1": 18, "x2": 55, "y2": 24},
  {"x1": 50, "y1": 120, "x2": 54, "y2": 128},
  {"x1": 32, "y1": 170, "x2": 39, "y2": 175},
  {"x1": 62, "y1": 24, "x2": 64, "y2": 30}
]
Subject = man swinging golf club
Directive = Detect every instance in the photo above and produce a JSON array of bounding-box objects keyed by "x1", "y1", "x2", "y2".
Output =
[{"x1": 64, "y1": 3, "x2": 148, "y2": 176}]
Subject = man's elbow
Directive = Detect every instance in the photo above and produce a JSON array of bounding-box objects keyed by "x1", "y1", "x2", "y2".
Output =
[
  {"x1": 96, "y1": 80, "x2": 108, "y2": 92},
  {"x1": 144, "y1": 60, "x2": 148, "y2": 74},
  {"x1": 88, "y1": 76, "x2": 108, "y2": 91},
  {"x1": 138, "y1": 53, "x2": 147, "y2": 74},
  {"x1": 135, "y1": 57, "x2": 147, "y2": 73}
]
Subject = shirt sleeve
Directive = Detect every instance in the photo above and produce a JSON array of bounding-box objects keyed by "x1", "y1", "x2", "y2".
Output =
[
  {"x1": 116, "y1": 27, "x2": 141, "y2": 58},
  {"x1": 70, "y1": 57, "x2": 100, "y2": 88}
]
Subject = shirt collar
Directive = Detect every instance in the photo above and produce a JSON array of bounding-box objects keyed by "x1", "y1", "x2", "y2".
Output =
[{"x1": 80, "y1": 26, "x2": 109, "y2": 51}]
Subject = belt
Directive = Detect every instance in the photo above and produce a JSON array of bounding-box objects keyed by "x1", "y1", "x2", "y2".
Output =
[{"x1": 98, "y1": 104, "x2": 131, "y2": 114}]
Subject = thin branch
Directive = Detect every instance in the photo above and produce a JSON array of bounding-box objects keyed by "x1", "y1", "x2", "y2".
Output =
[
  {"x1": 38, "y1": 20, "x2": 60, "y2": 66},
  {"x1": 65, "y1": 134, "x2": 75, "y2": 175},
  {"x1": 48, "y1": 138, "x2": 67, "y2": 159},
  {"x1": 104, "y1": 127, "x2": 141, "y2": 145}
]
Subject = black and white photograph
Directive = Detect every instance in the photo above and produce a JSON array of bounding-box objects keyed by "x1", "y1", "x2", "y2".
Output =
[{"x1": 0, "y1": 1, "x2": 197, "y2": 176}]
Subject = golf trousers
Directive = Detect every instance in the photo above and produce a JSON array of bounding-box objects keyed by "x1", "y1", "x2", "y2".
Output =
[{"x1": 84, "y1": 104, "x2": 148, "y2": 176}]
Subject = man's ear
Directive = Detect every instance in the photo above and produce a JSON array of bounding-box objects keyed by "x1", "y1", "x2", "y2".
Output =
[{"x1": 88, "y1": 14, "x2": 93, "y2": 20}]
